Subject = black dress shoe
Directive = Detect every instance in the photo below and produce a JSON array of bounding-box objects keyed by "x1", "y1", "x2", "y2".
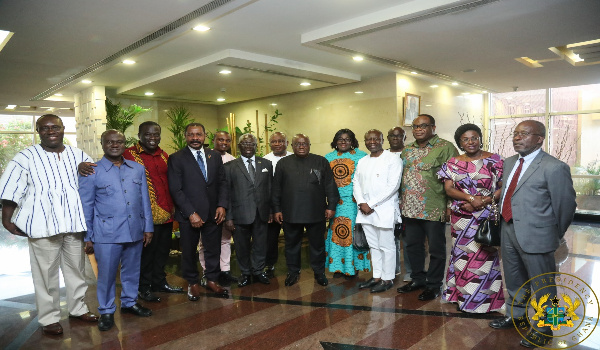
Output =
[
  {"x1": 397, "y1": 281, "x2": 426, "y2": 293},
  {"x1": 98, "y1": 314, "x2": 114, "y2": 331},
  {"x1": 344, "y1": 272, "x2": 357, "y2": 280},
  {"x1": 238, "y1": 275, "x2": 252, "y2": 287},
  {"x1": 138, "y1": 290, "x2": 161, "y2": 302},
  {"x1": 254, "y1": 272, "x2": 270, "y2": 285},
  {"x1": 152, "y1": 283, "x2": 184, "y2": 293},
  {"x1": 314, "y1": 273, "x2": 328, "y2": 286},
  {"x1": 370, "y1": 280, "x2": 393, "y2": 293},
  {"x1": 418, "y1": 287, "x2": 441, "y2": 301},
  {"x1": 358, "y1": 278, "x2": 380, "y2": 289},
  {"x1": 219, "y1": 271, "x2": 238, "y2": 285},
  {"x1": 284, "y1": 272, "x2": 300, "y2": 286},
  {"x1": 489, "y1": 315, "x2": 528, "y2": 329},
  {"x1": 520, "y1": 329, "x2": 553, "y2": 348},
  {"x1": 121, "y1": 303, "x2": 152, "y2": 317},
  {"x1": 264, "y1": 265, "x2": 275, "y2": 279}
]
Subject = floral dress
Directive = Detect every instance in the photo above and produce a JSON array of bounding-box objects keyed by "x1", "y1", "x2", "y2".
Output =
[
  {"x1": 437, "y1": 154, "x2": 505, "y2": 313},
  {"x1": 325, "y1": 148, "x2": 371, "y2": 275}
]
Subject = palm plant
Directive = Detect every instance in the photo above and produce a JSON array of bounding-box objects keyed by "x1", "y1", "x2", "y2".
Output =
[
  {"x1": 105, "y1": 98, "x2": 151, "y2": 146},
  {"x1": 166, "y1": 106, "x2": 194, "y2": 151}
]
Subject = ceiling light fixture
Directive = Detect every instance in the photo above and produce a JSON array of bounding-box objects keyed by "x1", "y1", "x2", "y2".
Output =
[
  {"x1": 81, "y1": 79, "x2": 92, "y2": 84},
  {"x1": 452, "y1": 82, "x2": 459, "y2": 86},
  {"x1": 462, "y1": 92, "x2": 470, "y2": 95},
  {"x1": 352, "y1": 56, "x2": 364, "y2": 62},
  {"x1": 425, "y1": 104, "x2": 432, "y2": 107},
  {"x1": 300, "y1": 82, "x2": 311, "y2": 86},
  {"x1": 217, "y1": 98, "x2": 225, "y2": 102},
  {"x1": 54, "y1": 93, "x2": 63, "y2": 97},
  {"x1": 355, "y1": 91, "x2": 363, "y2": 94},
  {"x1": 270, "y1": 103, "x2": 277, "y2": 106},
  {"x1": 144, "y1": 92, "x2": 154, "y2": 96},
  {"x1": 410, "y1": 71, "x2": 418, "y2": 75},
  {"x1": 482, "y1": 90, "x2": 488, "y2": 93},
  {"x1": 193, "y1": 25, "x2": 211, "y2": 32},
  {"x1": 430, "y1": 85, "x2": 438, "y2": 88},
  {"x1": 6, "y1": 104, "x2": 16, "y2": 109},
  {"x1": 122, "y1": 59, "x2": 136, "y2": 65},
  {"x1": 219, "y1": 69, "x2": 231, "y2": 75}
]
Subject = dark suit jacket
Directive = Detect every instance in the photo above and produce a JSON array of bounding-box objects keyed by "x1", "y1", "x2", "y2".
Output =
[
  {"x1": 500, "y1": 150, "x2": 576, "y2": 254},
  {"x1": 224, "y1": 157, "x2": 273, "y2": 225},
  {"x1": 168, "y1": 147, "x2": 228, "y2": 223},
  {"x1": 272, "y1": 153, "x2": 339, "y2": 223}
]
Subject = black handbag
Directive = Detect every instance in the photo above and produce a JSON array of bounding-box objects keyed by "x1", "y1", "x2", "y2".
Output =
[
  {"x1": 352, "y1": 224, "x2": 369, "y2": 251},
  {"x1": 474, "y1": 194, "x2": 501, "y2": 246}
]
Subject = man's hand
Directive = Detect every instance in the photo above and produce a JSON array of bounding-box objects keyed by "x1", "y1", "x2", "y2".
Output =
[
  {"x1": 358, "y1": 203, "x2": 374, "y2": 215},
  {"x1": 445, "y1": 207, "x2": 452, "y2": 222},
  {"x1": 215, "y1": 207, "x2": 226, "y2": 225},
  {"x1": 274, "y1": 212, "x2": 283, "y2": 224},
  {"x1": 143, "y1": 232, "x2": 153, "y2": 247},
  {"x1": 189, "y1": 213, "x2": 204, "y2": 228},
  {"x1": 3, "y1": 221, "x2": 27, "y2": 237},
  {"x1": 78, "y1": 162, "x2": 97, "y2": 176},
  {"x1": 471, "y1": 196, "x2": 485, "y2": 211},
  {"x1": 268, "y1": 214, "x2": 273, "y2": 224},
  {"x1": 224, "y1": 219, "x2": 235, "y2": 231},
  {"x1": 325, "y1": 209, "x2": 335, "y2": 220},
  {"x1": 84, "y1": 241, "x2": 94, "y2": 255},
  {"x1": 458, "y1": 201, "x2": 475, "y2": 213}
]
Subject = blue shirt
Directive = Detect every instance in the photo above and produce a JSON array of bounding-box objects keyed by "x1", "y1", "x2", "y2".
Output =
[{"x1": 79, "y1": 157, "x2": 153, "y2": 243}]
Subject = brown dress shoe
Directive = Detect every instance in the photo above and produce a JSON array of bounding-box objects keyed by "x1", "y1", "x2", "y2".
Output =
[
  {"x1": 187, "y1": 283, "x2": 201, "y2": 301},
  {"x1": 42, "y1": 322, "x2": 63, "y2": 335},
  {"x1": 69, "y1": 312, "x2": 99, "y2": 322},
  {"x1": 205, "y1": 280, "x2": 228, "y2": 295}
]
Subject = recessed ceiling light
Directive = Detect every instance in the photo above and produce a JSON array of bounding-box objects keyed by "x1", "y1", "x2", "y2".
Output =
[
  {"x1": 352, "y1": 56, "x2": 364, "y2": 62},
  {"x1": 193, "y1": 25, "x2": 210, "y2": 32},
  {"x1": 219, "y1": 69, "x2": 232, "y2": 75},
  {"x1": 300, "y1": 82, "x2": 311, "y2": 86},
  {"x1": 217, "y1": 98, "x2": 225, "y2": 102},
  {"x1": 425, "y1": 104, "x2": 432, "y2": 107},
  {"x1": 145, "y1": 92, "x2": 154, "y2": 96},
  {"x1": 270, "y1": 103, "x2": 277, "y2": 106},
  {"x1": 410, "y1": 71, "x2": 418, "y2": 75},
  {"x1": 6, "y1": 104, "x2": 16, "y2": 109},
  {"x1": 430, "y1": 85, "x2": 438, "y2": 88},
  {"x1": 81, "y1": 79, "x2": 92, "y2": 84},
  {"x1": 58, "y1": 107, "x2": 71, "y2": 110},
  {"x1": 482, "y1": 90, "x2": 488, "y2": 93},
  {"x1": 54, "y1": 93, "x2": 63, "y2": 97},
  {"x1": 355, "y1": 91, "x2": 363, "y2": 94},
  {"x1": 452, "y1": 82, "x2": 459, "y2": 86},
  {"x1": 122, "y1": 59, "x2": 136, "y2": 65}
]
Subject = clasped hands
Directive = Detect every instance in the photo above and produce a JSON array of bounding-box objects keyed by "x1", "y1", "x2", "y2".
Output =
[
  {"x1": 358, "y1": 203, "x2": 374, "y2": 215},
  {"x1": 459, "y1": 195, "x2": 488, "y2": 212},
  {"x1": 273, "y1": 210, "x2": 335, "y2": 224},
  {"x1": 189, "y1": 207, "x2": 226, "y2": 229}
]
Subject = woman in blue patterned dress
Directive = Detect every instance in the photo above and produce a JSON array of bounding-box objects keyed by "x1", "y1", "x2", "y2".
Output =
[{"x1": 325, "y1": 129, "x2": 370, "y2": 279}]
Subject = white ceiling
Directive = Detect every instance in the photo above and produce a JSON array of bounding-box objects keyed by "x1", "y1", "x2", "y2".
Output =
[{"x1": 1, "y1": 0, "x2": 599, "y2": 117}]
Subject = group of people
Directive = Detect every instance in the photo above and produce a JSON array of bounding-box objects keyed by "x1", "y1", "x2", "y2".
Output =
[{"x1": 0, "y1": 113, "x2": 577, "y2": 348}]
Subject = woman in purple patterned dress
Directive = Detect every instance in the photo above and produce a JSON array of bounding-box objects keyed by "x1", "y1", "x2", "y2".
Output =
[{"x1": 437, "y1": 124, "x2": 505, "y2": 313}]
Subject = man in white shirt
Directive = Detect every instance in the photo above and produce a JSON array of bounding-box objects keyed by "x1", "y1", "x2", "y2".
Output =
[
  {"x1": 0, "y1": 114, "x2": 98, "y2": 335},
  {"x1": 353, "y1": 129, "x2": 403, "y2": 293},
  {"x1": 262, "y1": 132, "x2": 292, "y2": 277}
]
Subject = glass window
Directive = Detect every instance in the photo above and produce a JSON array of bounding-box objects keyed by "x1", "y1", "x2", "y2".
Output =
[
  {"x1": 489, "y1": 116, "x2": 544, "y2": 159},
  {"x1": 0, "y1": 133, "x2": 34, "y2": 174},
  {"x1": 0, "y1": 115, "x2": 33, "y2": 132},
  {"x1": 551, "y1": 84, "x2": 600, "y2": 113},
  {"x1": 490, "y1": 89, "x2": 546, "y2": 116}
]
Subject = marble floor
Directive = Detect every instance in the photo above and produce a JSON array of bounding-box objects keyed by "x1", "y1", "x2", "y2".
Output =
[{"x1": 1, "y1": 218, "x2": 599, "y2": 350}]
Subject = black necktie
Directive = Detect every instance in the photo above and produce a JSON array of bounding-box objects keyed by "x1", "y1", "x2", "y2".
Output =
[{"x1": 247, "y1": 158, "x2": 255, "y2": 183}]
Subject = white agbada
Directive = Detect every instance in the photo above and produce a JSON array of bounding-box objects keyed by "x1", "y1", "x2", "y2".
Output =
[{"x1": 353, "y1": 150, "x2": 403, "y2": 228}]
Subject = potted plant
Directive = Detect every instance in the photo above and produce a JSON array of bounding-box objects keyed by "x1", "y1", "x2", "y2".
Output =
[
  {"x1": 105, "y1": 98, "x2": 151, "y2": 147},
  {"x1": 165, "y1": 106, "x2": 194, "y2": 151}
]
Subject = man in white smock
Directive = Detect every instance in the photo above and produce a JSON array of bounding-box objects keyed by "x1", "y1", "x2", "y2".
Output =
[{"x1": 353, "y1": 129, "x2": 403, "y2": 293}]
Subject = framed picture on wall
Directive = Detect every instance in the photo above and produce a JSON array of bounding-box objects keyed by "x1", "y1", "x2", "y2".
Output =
[{"x1": 403, "y1": 93, "x2": 421, "y2": 126}]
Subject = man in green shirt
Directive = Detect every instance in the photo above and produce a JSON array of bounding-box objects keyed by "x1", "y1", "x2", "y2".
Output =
[{"x1": 397, "y1": 114, "x2": 458, "y2": 300}]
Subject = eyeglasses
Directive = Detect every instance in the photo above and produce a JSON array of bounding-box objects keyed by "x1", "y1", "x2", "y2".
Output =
[
  {"x1": 105, "y1": 140, "x2": 125, "y2": 146},
  {"x1": 293, "y1": 142, "x2": 310, "y2": 147},
  {"x1": 38, "y1": 125, "x2": 63, "y2": 132},
  {"x1": 513, "y1": 131, "x2": 542, "y2": 138},
  {"x1": 411, "y1": 123, "x2": 434, "y2": 130},
  {"x1": 460, "y1": 137, "x2": 480, "y2": 143}
]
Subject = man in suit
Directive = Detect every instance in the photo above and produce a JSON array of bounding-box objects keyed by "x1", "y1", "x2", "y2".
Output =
[
  {"x1": 488, "y1": 120, "x2": 576, "y2": 348},
  {"x1": 79, "y1": 130, "x2": 154, "y2": 331},
  {"x1": 224, "y1": 133, "x2": 273, "y2": 287},
  {"x1": 168, "y1": 123, "x2": 228, "y2": 299},
  {"x1": 272, "y1": 134, "x2": 339, "y2": 287}
]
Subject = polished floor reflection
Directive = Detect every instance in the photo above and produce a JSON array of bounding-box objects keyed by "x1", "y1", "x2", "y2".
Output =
[{"x1": 1, "y1": 219, "x2": 599, "y2": 349}]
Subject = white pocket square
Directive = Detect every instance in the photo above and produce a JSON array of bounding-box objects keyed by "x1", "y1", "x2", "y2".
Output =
[{"x1": 261, "y1": 168, "x2": 269, "y2": 172}]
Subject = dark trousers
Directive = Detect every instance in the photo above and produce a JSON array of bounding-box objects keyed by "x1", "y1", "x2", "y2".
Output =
[
  {"x1": 404, "y1": 218, "x2": 446, "y2": 289},
  {"x1": 502, "y1": 220, "x2": 556, "y2": 322},
  {"x1": 265, "y1": 221, "x2": 282, "y2": 266},
  {"x1": 282, "y1": 221, "x2": 326, "y2": 274},
  {"x1": 179, "y1": 220, "x2": 221, "y2": 283},
  {"x1": 139, "y1": 222, "x2": 173, "y2": 291},
  {"x1": 232, "y1": 210, "x2": 268, "y2": 276}
]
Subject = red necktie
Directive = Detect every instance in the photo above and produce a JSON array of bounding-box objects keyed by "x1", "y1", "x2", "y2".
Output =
[{"x1": 502, "y1": 158, "x2": 524, "y2": 222}]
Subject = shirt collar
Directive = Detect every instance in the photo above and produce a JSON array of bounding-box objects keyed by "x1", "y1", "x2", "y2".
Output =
[
  {"x1": 98, "y1": 156, "x2": 134, "y2": 171},
  {"x1": 135, "y1": 142, "x2": 162, "y2": 156},
  {"x1": 518, "y1": 148, "x2": 542, "y2": 163},
  {"x1": 407, "y1": 134, "x2": 439, "y2": 148},
  {"x1": 240, "y1": 155, "x2": 256, "y2": 162},
  {"x1": 189, "y1": 146, "x2": 205, "y2": 156}
]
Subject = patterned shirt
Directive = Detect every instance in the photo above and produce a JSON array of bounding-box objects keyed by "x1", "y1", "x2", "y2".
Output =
[{"x1": 400, "y1": 135, "x2": 458, "y2": 221}]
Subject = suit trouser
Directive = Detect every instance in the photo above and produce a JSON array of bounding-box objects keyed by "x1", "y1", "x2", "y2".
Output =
[
  {"x1": 179, "y1": 220, "x2": 221, "y2": 283},
  {"x1": 394, "y1": 223, "x2": 412, "y2": 277},
  {"x1": 28, "y1": 232, "x2": 89, "y2": 326},
  {"x1": 139, "y1": 222, "x2": 173, "y2": 291},
  {"x1": 198, "y1": 225, "x2": 232, "y2": 272},
  {"x1": 502, "y1": 220, "x2": 556, "y2": 320},
  {"x1": 265, "y1": 221, "x2": 282, "y2": 266},
  {"x1": 363, "y1": 224, "x2": 396, "y2": 281},
  {"x1": 94, "y1": 240, "x2": 143, "y2": 314},
  {"x1": 404, "y1": 218, "x2": 446, "y2": 289},
  {"x1": 283, "y1": 221, "x2": 326, "y2": 274},
  {"x1": 232, "y1": 210, "x2": 268, "y2": 275}
]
